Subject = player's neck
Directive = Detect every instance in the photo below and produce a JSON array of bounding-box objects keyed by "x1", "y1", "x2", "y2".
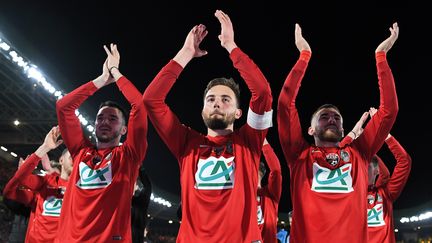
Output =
[
  {"x1": 60, "y1": 170, "x2": 70, "y2": 181},
  {"x1": 207, "y1": 127, "x2": 233, "y2": 137},
  {"x1": 315, "y1": 139, "x2": 339, "y2": 148},
  {"x1": 96, "y1": 138, "x2": 121, "y2": 149}
]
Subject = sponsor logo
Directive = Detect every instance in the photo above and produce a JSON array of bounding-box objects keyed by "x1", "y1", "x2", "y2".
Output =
[
  {"x1": 77, "y1": 161, "x2": 112, "y2": 189},
  {"x1": 42, "y1": 196, "x2": 62, "y2": 216},
  {"x1": 311, "y1": 163, "x2": 353, "y2": 193},
  {"x1": 195, "y1": 156, "x2": 235, "y2": 190},
  {"x1": 367, "y1": 203, "x2": 385, "y2": 227}
]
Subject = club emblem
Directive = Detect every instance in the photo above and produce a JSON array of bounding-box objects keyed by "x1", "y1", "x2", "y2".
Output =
[{"x1": 326, "y1": 153, "x2": 340, "y2": 166}]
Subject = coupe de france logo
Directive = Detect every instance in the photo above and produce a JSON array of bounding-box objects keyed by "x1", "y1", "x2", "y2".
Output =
[{"x1": 195, "y1": 156, "x2": 235, "y2": 190}]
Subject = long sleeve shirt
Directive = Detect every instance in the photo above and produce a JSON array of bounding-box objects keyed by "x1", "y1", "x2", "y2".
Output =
[
  {"x1": 143, "y1": 48, "x2": 273, "y2": 243},
  {"x1": 55, "y1": 77, "x2": 148, "y2": 242},
  {"x1": 277, "y1": 50, "x2": 398, "y2": 243},
  {"x1": 367, "y1": 136, "x2": 411, "y2": 243}
]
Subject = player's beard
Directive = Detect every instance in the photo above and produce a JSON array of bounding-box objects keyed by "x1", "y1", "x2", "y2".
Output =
[
  {"x1": 96, "y1": 129, "x2": 121, "y2": 143},
  {"x1": 203, "y1": 112, "x2": 236, "y2": 130},
  {"x1": 317, "y1": 127, "x2": 343, "y2": 143}
]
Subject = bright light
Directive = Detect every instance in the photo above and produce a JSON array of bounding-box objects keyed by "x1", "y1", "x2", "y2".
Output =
[
  {"x1": 400, "y1": 217, "x2": 410, "y2": 223},
  {"x1": 0, "y1": 32, "x2": 96, "y2": 140},
  {"x1": 78, "y1": 114, "x2": 88, "y2": 126},
  {"x1": 1, "y1": 146, "x2": 7, "y2": 151},
  {"x1": 86, "y1": 125, "x2": 94, "y2": 132},
  {"x1": 0, "y1": 42, "x2": 11, "y2": 51},
  {"x1": 168, "y1": 220, "x2": 173, "y2": 224},
  {"x1": 150, "y1": 193, "x2": 172, "y2": 208},
  {"x1": 13, "y1": 119, "x2": 20, "y2": 126},
  {"x1": 395, "y1": 229, "x2": 398, "y2": 232},
  {"x1": 10, "y1": 152, "x2": 17, "y2": 157},
  {"x1": 400, "y1": 211, "x2": 432, "y2": 223}
]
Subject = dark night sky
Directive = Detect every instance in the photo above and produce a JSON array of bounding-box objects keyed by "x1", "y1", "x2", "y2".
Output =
[{"x1": 0, "y1": 2, "x2": 430, "y2": 213}]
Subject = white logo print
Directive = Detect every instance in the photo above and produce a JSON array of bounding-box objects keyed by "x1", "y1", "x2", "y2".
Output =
[
  {"x1": 42, "y1": 196, "x2": 62, "y2": 217},
  {"x1": 311, "y1": 163, "x2": 353, "y2": 193},
  {"x1": 77, "y1": 161, "x2": 113, "y2": 189},
  {"x1": 195, "y1": 156, "x2": 235, "y2": 190},
  {"x1": 368, "y1": 203, "x2": 386, "y2": 227}
]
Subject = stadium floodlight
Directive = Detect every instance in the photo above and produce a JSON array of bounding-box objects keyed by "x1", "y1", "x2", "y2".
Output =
[{"x1": 0, "y1": 31, "x2": 96, "y2": 136}]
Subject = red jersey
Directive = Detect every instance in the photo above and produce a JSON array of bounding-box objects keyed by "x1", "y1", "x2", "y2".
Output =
[
  {"x1": 367, "y1": 136, "x2": 411, "y2": 243},
  {"x1": 143, "y1": 48, "x2": 273, "y2": 243},
  {"x1": 5, "y1": 153, "x2": 66, "y2": 242},
  {"x1": 257, "y1": 144, "x2": 282, "y2": 243},
  {"x1": 55, "y1": 77, "x2": 147, "y2": 242},
  {"x1": 277, "y1": 51, "x2": 398, "y2": 242}
]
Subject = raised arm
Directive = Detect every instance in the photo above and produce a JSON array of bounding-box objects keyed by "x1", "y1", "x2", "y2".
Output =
[
  {"x1": 143, "y1": 25, "x2": 208, "y2": 158},
  {"x1": 103, "y1": 44, "x2": 148, "y2": 162},
  {"x1": 277, "y1": 24, "x2": 311, "y2": 163},
  {"x1": 354, "y1": 23, "x2": 399, "y2": 160},
  {"x1": 56, "y1": 47, "x2": 116, "y2": 156},
  {"x1": 384, "y1": 135, "x2": 412, "y2": 201},
  {"x1": 214, "y1": 10, "x2": 272, "y2": 155},
  {"x1": 15, "y1": 126, "x2": 63, "y2": 191},
  {"x1": 216, "y1": 9, "x2": 272, "y2": 116}
]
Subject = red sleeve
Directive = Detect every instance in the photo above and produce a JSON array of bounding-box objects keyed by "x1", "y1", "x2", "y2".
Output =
[
  {"x1": 277, "y1": 51, "x2": 311, "y2": 164},
  {"x1": 116, "y1": 77, "x2": 148, "y2": 162},
  {"x1": 231, "y1": 48, "x2": 273, "y2": 154},
  {"x1": 354, "y1": 52, "x2": 398, "y2": 161},
  {"x1": 142, "y1": 60, "x2": 191, "y2": 158},
  {"x1": 262, "y1": 144, "x2": 282, "y2": 201},
  {"x1": 384, "y1": 136, "x2": 411, "y2": 201},
  {"x1": 56, "y1": 81, "x2": 97, "y2": 157},
  {"x1": 230, "y1": 48, "x2": 272, "y2": 115},
  {"x1": 340, "y1": 135, "x2": 354, "y2": 147}
]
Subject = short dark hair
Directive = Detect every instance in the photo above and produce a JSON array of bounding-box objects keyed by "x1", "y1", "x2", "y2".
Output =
[
  {"x1": 98, "y1": 100, "x2": 128, "y2": 125},
  {"x1": 310, "y1": 104, "x2": 341, "y2": 123},
  {"x1": 203, "y1": 77, "x2": 240, "y2": 107},
  {"x1": 60, "y1": 148, "x2": 69, "y2": 157}
]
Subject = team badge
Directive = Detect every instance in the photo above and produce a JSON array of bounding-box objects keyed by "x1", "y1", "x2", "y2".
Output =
[
  {"x1": 340, "y1": 149, "x2": 350, "y2": 162},
  {"x1": 377, "y1": 194, "x2": 383, "y2": 203},
  {"x1": 368, "y1": 194, "x2": 375, "y2": 204},
  {"x1": 326, "y1": 153, "x2": 339, "y2": 166}
]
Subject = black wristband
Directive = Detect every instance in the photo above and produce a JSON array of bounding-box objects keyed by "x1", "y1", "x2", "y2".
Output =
[
  {"x1": 351, "y1": 131, "x2": 357, "y2": 138},
  {"x1": 109, "y1": 66, "x2": 118, "y2": 75}
]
